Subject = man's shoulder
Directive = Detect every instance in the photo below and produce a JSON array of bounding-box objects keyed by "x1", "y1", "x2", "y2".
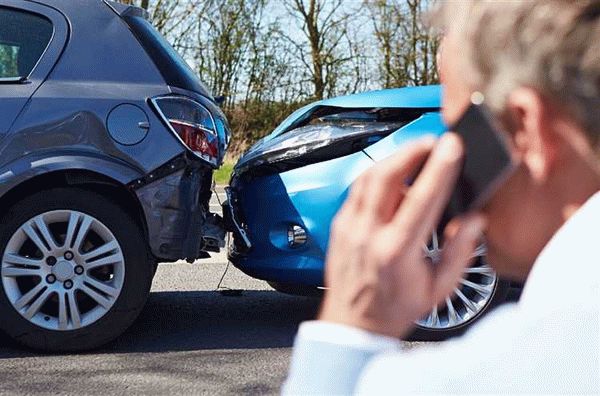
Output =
[{"x1": 358, "y1": 302, "x2": 599, "y2": 394}]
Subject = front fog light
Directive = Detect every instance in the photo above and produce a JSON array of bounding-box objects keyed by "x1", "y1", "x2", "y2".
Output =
[{"x1": 287, "y1": 225, "x2": 307, "y2": 247}]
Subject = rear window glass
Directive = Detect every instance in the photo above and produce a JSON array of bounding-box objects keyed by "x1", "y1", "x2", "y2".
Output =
[
  {"x1": 0, "y1": 8, "x2": 53, "y2": 78},
  {"x1": 123, "y1": 15, "x2": 211, "y2": 97}
]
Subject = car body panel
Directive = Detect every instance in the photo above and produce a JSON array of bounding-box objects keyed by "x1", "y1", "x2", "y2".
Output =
[
  {"x1": 5, "y1": 80, "x2": 184, "y2": 174},
  {"x1": 0, "y1": 151, "x2": 142, "y2": 189},
  {"x1": 229, "y1": 85, "x2": 444, "y2": 286},
  {"x1": 364, "y1": 112, "x2": 446, "y2": 161}
]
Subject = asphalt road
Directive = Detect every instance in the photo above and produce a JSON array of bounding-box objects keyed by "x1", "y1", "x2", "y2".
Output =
[{"x1": 0, "y1": 187, "x2": 430, "y2": 395}]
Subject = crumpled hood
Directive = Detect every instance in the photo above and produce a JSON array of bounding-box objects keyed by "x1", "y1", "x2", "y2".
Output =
[
  {"x1": 236, "y1": 85, "x2": 443, "y2": 175},
  {"x1": 268, "y1": 85, "x2": 441, "y2": 141}
]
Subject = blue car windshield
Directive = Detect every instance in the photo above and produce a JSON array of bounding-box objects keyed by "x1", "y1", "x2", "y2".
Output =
[{"x1": 123, "y1": 15, "x2": 212, "y2": 98}]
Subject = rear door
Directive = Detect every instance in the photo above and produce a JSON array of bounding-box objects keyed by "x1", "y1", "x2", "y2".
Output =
[{"x1": 0, "y1": 1, "x2": 67, "y2": 136}]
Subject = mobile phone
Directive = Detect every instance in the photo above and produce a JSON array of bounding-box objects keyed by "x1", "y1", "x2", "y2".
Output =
[{"x1": 446, "y1": 99, "x2": 517, "y2": 216}]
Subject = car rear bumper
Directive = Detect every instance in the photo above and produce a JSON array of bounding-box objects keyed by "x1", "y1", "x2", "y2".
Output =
[{"x1": 133, "y1": 154, "x2": 225, "y2": 262}]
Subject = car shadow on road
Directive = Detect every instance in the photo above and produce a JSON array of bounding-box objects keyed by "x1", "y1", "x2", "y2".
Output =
[{"x1": 0, "y1": 290, "x2": 321, "y2": 358}]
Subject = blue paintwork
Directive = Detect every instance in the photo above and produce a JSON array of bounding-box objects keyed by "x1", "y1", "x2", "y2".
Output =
[
  {"x1": 231, "y1": 86, "x2": 446, "y2": 286},
  {"x1": 267, "y1": 85, "x2": 442, "y2": 143},
  {"x1": 365, "y1": 112, "x2": 446, "y2": 161},
  {"x1": 233, "y1": 150, "x2": 374, "y2": 285}
]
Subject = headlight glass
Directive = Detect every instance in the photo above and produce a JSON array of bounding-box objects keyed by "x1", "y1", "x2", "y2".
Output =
[{"x1": 236, "y1": 122, "x2": 403, "y2": 175}]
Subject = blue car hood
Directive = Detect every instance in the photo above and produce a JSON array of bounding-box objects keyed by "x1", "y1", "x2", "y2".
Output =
[
  {"x1": 236, "y1": 85, "x2": 444, "y2": 173},
  {"x1": 269, "y1": 85, "x2": 441, "y2": 141}
]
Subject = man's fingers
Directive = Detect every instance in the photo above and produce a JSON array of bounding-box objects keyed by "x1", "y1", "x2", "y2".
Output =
[
  {"x1": 344, "y1": 169, "x2": 369, "y2": 211},
  {"x1": 391, "y1": 133, "x2": 464, "y2": 243},
  {"x1": 431, "y1": 214, "x2": 487, "y2": 304},
  {"x1": 361, "y1": 137, "x2": 436, "y2": 222}
]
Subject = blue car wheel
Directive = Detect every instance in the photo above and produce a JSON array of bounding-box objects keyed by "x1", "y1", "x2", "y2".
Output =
[{"x1": 409, "y1": 228, "x2": 511, "y2": 340}]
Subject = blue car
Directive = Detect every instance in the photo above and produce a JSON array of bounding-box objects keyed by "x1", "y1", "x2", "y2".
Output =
[{"x1": 225, "y1": 85, "x2": 510, "y2": 340}]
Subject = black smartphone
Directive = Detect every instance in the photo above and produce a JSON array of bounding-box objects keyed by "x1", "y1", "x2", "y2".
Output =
[{"x1": 446, "y1": 99, "x2": 517, "y2": 216}]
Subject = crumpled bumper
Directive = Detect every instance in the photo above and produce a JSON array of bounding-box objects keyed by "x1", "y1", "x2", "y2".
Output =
[{"x1": 132, "y1": 155, "x2": 225, "y2": 262}]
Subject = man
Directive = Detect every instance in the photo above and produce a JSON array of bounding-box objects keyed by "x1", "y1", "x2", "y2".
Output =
[{"x1": 284, "y1": 1, "x2": 600, "y2": 394}]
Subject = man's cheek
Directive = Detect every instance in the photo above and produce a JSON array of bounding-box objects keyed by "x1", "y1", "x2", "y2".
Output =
[
  {"x1": 483, "y1": 242, "x2": 502, "y2": 271},
  {"x1": 482, "y1": 166, "x2": 524, "y2": 227},
  {"x1": 481, "y1": 184, "x2": 518, "y2": 266}
]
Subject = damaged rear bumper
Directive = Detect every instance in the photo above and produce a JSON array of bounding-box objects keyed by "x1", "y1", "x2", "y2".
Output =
[{"x1": 131, "y1": 155, "x2": 226, "y2": 262}]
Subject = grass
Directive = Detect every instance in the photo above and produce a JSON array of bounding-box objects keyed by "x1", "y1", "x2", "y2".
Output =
[{"x1": 213, "y1": 162, "x2": 235, "y2": 185}]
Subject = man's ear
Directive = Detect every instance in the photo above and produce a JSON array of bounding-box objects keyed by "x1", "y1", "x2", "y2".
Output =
[{"x1": 505, "y1": 88, "x2": 559, "y2": 182}]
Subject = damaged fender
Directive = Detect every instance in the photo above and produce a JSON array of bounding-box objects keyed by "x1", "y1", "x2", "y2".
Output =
[{"x1": 132, "y1": 156, "x2": 225, "y2": 262}]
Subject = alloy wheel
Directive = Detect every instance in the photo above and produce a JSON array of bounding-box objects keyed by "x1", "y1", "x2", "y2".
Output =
[
  {"x1": 1, "y1": 210, "x2": 125, "y2": 331},
  {"x1": 416, "y1": 230, "x2": 497, "y2": 330}
]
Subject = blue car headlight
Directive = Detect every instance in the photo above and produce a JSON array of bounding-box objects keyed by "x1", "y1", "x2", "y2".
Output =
[{"x1": 235, "y1": 122, "x2": 404, "y2": 176}]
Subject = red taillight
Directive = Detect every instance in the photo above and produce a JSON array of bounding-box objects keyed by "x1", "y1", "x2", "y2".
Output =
[
  {"x1": 169, "y1": 119, "x2": 219, "y2": 163},
  {"x1": 151, "y1": 96, "x2": 221, "y2": 167}
]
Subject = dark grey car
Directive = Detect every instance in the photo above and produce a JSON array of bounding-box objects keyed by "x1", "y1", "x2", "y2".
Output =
[{"x1": 0, "y1": 0, "x2": 229, "y2": 351}]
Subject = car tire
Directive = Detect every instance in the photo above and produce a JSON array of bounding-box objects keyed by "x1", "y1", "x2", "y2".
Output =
[
  {"x1": 268, "y1": 281, "x2": 323, "y2": 297},
  {"x1": 0, "y1": 188, "x2": 152, "y2": 351},
  {"x1": 407, "y1": 279, "x2": 510, "y2": 341}
]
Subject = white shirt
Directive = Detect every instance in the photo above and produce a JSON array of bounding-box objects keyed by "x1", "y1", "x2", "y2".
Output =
[{"x1": 284, "y1": 192, "x2": 600, "y2": 395}]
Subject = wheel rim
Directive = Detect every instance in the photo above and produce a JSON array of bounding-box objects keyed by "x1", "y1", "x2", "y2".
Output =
[
  {"x1": 1, "y1": 210, "x2": 125, "y2": 331},
  {"x1": 416, "y1": 230, "x2": 497, "y2": 331}
]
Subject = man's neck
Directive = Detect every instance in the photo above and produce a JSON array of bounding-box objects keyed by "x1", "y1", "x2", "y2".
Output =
[{"x1": 557, "y1": 167, "x2": 600, "y2": 225}]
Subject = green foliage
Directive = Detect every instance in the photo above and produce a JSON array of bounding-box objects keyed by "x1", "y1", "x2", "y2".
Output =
[
  {"x1": 213, "y1": 162, "x2": 235, "y2": 185},
  {"x1": 367, "y1": 0, "x2": 440, "y2": 88}
]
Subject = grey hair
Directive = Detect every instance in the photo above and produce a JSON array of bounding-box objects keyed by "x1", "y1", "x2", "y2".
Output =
[{"x1": 432, "y1": 0, "x2": 600, "y2": 147}]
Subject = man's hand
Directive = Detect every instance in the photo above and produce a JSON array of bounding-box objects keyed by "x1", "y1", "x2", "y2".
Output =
[{"x1": 319, "y1": 134, "x2": 487, "y2": 338}]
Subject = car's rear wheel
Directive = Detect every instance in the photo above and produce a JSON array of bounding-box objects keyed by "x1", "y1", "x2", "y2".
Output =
[
  {"x1": 0, "y1": 188, "x2": 152, "y2": 351},
  {"x1": 408, "y1": 229, "x2": 509, "y2": 341}
]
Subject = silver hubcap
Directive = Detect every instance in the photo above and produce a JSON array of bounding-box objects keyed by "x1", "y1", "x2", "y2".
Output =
[
  {"x1": 1, "y1": 210, "x2": 125, "y2": 331},
  {"x1": 416, "y1": 230, "x2": 497, "y2": 330}
]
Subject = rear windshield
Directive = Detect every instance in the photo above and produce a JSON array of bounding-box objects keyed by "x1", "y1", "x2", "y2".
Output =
[{"x1": 123, "y1": 15, "x2": 211, "y2": 98}]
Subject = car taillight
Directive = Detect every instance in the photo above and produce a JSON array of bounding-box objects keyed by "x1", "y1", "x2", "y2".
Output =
[
  {"x1": 169, "y1": 120, "x2": 219, "y2": 160},
  {"x1": 151, "y1": 96, "x2": 220, "y2": 167}
]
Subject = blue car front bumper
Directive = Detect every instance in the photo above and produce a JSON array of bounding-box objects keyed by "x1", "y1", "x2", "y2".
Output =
[{"x1": 227, "y1": 149, "x2": 374, "y2": 286}]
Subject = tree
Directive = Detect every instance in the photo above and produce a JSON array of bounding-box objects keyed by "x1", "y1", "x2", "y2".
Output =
[
  {"x1": 192, "y1": 0, "x2": 267, "y2": 110},
  {"x1": 281, "y1": 0, "x2": 358, "y2": 100},
  {"x1": 366, "y1": 0, "x2": 439, "y2": 88}
]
